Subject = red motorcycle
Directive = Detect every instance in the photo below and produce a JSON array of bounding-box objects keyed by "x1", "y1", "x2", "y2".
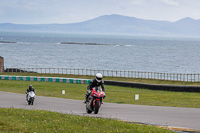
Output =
[{"x1": 86, "y1": 86, "x2": 105, "y2": 114}]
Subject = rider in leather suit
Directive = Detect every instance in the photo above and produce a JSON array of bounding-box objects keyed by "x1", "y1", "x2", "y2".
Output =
[
  {"x1": 85, "y1": 73, "x2": 106, "y2": 103},
  {"x1": 26, "y1": 85, "x2": 36, "y2": 101}
]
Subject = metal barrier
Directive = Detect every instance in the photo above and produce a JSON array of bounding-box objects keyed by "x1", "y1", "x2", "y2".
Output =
[
  {"x1": 4, "y1": 68, "x2": 200, "y2": 82},
  {"x1": 0, "y1": 75, "x2": 91, "y2": 84},
  {"x1": 104, "y1": 81, "x2": 200, "y2": 92}
]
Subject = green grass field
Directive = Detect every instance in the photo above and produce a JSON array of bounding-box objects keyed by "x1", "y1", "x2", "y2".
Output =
[
  {"x1": 0, "y1": 108, "x2": 175, "y2": 133},
  {"x1": 0, "y1": 79, "x2": 200, "y2": 108},
  {"x1": 1, "y1": 73, "x2": 198, "y2": 133}
]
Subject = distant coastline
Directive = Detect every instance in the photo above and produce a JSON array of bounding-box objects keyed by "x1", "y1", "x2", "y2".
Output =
[{"x1": 1, "y1": 14, "x2": 200, "y2": 37}]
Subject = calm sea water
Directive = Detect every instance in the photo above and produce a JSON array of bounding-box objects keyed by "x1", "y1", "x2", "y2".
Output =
[{"x1": 1, "y1": 31, "x2": 200, "y2": 73}]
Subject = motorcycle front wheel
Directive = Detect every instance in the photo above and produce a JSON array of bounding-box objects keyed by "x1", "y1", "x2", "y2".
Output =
[
  {"x1": 31, "y1": 98, "x2": 34, "y2": 105},
  {"x1": 94, "y1": 100, "x2": 100, "y2": 114}
]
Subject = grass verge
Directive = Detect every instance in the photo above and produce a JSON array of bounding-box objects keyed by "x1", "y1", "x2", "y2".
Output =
[
  {"x1": 0, "y1": 108, "x2": 175, "y2": 133},
  {"x1": 0, "y1": 80, "x2": 200, "y2": 108}
]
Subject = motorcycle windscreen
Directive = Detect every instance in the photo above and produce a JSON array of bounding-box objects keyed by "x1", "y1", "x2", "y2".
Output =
[{"x1": 28, "y1": 91, "x2": 35, "y2": 97}]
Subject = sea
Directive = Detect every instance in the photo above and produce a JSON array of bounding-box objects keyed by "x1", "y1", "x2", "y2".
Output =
[{"x1": 1, "y1": 31, "x2": 200, "y2": 74}]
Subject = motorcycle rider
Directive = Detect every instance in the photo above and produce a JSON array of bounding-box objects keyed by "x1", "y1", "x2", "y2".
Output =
[
  {"x1": 85, "y1": 73, "x2": 106, "y2": 103},
  {"x1": 26, "y1": 85, "x2": 36, "y2": 101}
]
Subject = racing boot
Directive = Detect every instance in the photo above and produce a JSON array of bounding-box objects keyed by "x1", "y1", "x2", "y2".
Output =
[{"x1": 84, "y1": 93, "x2": 89, "y2": 104}]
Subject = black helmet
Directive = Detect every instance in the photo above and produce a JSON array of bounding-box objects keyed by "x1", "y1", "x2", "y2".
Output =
[{"x1": 29, "y1": 85, "x2": 33, "y2": 91}]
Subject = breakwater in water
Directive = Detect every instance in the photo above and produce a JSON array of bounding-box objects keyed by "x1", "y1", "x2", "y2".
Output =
[
  {"x1": 60, "y1": 42, "x2": 126, "y2": 46},
  {"x1": 0, "y1": 41, "x2": 17, "y2": 43}
]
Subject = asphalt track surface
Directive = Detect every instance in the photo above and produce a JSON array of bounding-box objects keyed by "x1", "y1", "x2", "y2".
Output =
[{"x1": 0, "y1": 91, "x2": 200, "y2": 131}]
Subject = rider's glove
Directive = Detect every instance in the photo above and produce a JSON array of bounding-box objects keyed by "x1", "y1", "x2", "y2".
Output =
[{"x1": 87, "y1": 90, "x2": 91, "y2": 94}]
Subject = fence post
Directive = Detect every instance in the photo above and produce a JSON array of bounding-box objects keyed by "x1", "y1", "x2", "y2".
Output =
[
  {"x1": 180, "y1": 73, "x2": 182, "y2": 81},
  {"x1": 163, "y1": 73, "x2": 165, "y2": 80},
  {"x1": 135, "y1": 71, "x2": 136, "y2": 78},
  {"x1": 167, "y1": 73, "x2": 168, "y2": 80},
  {"x1": 191, "y1": 74, "x2": 193, "y2": 82}
]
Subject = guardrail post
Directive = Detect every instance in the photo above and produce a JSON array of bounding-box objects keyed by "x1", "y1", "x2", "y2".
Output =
[{"x1": 191, "y1": 74, "x2": 192, "y2": 82}]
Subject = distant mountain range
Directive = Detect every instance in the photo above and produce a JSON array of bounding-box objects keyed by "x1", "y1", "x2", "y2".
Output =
[{"x1": 1, "y1": 14, "x2": 200, "y2": 37}]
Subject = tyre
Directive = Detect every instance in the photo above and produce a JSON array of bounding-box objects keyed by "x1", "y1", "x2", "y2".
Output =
[
  {"x1": 86, "y1": 102, "x2": 92, "y2": 114},
  {"x1": 94, "y1": 100, "x2": 100, "y2": 114},
  {"x1": 86, "y1": 107, "x2": 92, "y2": 114},
  {"x1": 31, "y1": 99, "x2": 34, "y2": 105}
]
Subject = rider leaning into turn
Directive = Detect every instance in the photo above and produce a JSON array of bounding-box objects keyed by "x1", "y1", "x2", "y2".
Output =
[
  {"x1": 26, "y1": 85, "x2": 36, "y2": 100},
  {"x1": 85, "y1": 73, "x2": 106, "y2": 103}
]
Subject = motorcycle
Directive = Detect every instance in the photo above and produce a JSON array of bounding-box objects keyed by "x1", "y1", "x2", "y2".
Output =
[
  {"x1": 86, "y1": 86, "x2": 105, "y2": 114},
  {"x1": 27, "y1": 91, "x2": 35, "y2": 105}
]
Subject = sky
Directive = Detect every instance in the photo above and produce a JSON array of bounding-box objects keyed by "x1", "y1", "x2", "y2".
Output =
[{"x1": 0, "y1": 0, "x2": 200, "y2": 24}]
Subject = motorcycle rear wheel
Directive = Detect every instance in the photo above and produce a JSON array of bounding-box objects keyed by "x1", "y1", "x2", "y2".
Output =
[
  {"x1": 86, "y1": 107, "x2": 92, "y2": 114},
  {"x1": 86, "y1": 102, "x2": 92, "y2": 114}
]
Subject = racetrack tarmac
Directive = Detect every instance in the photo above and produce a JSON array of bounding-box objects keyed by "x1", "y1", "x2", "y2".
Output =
[{"x1": 0, "y1": 91, "x2": 200, "y2": 131}]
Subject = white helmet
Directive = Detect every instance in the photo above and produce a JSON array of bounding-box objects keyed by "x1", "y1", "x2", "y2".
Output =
[{"x1": 96, "y1": 73, "x2": 102, "y2": 83}]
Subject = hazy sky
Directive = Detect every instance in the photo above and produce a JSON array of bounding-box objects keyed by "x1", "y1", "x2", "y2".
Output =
[{"x1": 0, "y1": 0, "x2": 200, "y2": 24}]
